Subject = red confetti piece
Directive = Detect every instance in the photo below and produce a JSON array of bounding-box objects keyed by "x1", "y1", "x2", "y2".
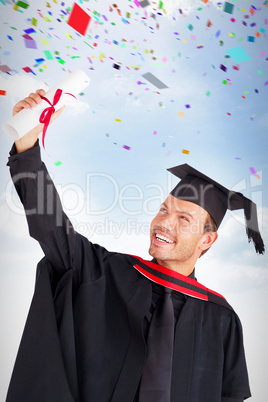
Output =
[{"x1": 67, "y1": 3, "x2": 91, "y2": 36}]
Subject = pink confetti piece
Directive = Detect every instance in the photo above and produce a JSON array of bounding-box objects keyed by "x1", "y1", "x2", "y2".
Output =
[{"x1": 249, "y1": 167, "x2": 260, "y2": 179}]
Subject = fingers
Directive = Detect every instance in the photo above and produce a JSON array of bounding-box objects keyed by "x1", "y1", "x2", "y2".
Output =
[{"x1": 12, "y1": 89, "x2": 46, "y2": 116}]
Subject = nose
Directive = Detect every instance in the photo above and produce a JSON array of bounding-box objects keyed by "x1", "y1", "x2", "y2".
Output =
[{"x1": 161, "y1": 213, "x2": 177, "y2": 233}]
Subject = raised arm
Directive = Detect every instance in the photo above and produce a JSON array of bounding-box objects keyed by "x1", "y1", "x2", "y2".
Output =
[
  {"x1": 7, "y1": 90, "x2": 76, "y2": 276},
  {"x1": 13, "y1": 89, "x2": 65, "y2": 153}
]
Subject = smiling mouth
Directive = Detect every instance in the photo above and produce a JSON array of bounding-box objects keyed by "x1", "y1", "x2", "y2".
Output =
[{"x1": 155, "y1": 233, "x2": 175, "y2": 244}]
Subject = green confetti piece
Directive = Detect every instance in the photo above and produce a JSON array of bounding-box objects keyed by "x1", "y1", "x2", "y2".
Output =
[
  {"x1": 32, "y1": 17, "x2": 38, "y2": 26},
  {"x1": 16, "y1": 0, "x2": 30, "y2": 9},
  {"x1": 58, "y1": 59, "x2": 65, "y2": 65},
  {"x1": 222, "y1": 80, "x2": 228, "y2": 85},
  {"x1": 206, "y1": 91, "x2": 211, "y2": 96},
  {"x1": 83, "y1": 41, "x2": 94, "y2": 49},
  {"x1": 54, "y1": 161, "x2": 62, "y2": 167},
  {"x1": 43, "y1": 50, "x2": 53, "y2": 60},
  {"x1": 258, "y1": 70, "x2": 263, "y2": 75},
  {"x1": 159, "y1": 0, "x2": 163, "y2": 9}
]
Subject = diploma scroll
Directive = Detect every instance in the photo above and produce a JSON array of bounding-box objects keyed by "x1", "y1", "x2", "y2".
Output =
[{"x1": 2, "y1": 69, "x2": 90, "y2": 140}]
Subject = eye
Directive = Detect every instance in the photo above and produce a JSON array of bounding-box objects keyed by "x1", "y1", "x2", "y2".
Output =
[
  {"x1": 159, "y1": 207, "x2": 167, "y2": 213},
  {"x1": 180, "y1": 215, "x2": 190, "y2": 222}
]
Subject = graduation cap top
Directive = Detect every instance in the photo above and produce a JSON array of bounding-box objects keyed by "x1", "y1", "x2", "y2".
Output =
[{"x1": 167, "y1": 163, "x2": 265, "y2": 254}]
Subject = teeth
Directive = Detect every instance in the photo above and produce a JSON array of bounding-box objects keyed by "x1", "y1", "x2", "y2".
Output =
[{"x1": 155, "y1": 233, "x2": 175, "y2": 244}]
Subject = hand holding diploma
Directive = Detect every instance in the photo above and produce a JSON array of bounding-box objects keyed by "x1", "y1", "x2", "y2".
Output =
[
  {"x1": 3, "y1": 69, "x2": 91, "y2": 153},
  {"x1": 13, "y1": 89, "x2": 65, "y2": 153}
]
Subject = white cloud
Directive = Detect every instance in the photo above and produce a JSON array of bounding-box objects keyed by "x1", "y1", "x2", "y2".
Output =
[{"x1": 0, "y1": 74, "x2": 47, "y2": 108}]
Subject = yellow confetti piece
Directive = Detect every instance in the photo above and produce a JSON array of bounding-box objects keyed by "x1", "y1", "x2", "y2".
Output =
[
  {"x1": 13, "y1": 5, "x2": 19, "y2": 10},
  {"x1": 66, "y1": 33, "x2": 73, "y2": 39},
  {"x1": 182, "y1": 149, "x2": 190, "y2": 155},
  {"x1": 41, "y1": 38, "x2": 49, "y2": 46},
  {"x1": 99, "y1": 53, "x2": 105, "y2": 61},
  {"x1": 182, "y1": 39, "x2": 187, "y2": 43},
  {"x1": 115, "y1": 118, "x2": 122, "y2": 122},
  {"x1": 177, "y1": 111, "x2": 185, "y2": 117}
]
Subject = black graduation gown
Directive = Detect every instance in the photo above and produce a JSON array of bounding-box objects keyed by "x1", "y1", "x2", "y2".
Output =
[{"x1": 6, "y1": 142, "x2": 251, "y2": 402}]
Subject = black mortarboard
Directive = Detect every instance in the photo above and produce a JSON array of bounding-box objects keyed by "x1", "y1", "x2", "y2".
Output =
[{"x1": 167, "y1": 163, "x2": 265, "y2": 254}]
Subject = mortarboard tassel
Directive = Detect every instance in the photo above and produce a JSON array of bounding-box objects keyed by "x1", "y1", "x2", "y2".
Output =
[{"x1": 243, "y1": 197, "x2": 265, "y2": 254}]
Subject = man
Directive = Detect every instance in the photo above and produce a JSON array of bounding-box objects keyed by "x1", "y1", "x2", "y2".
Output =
[{"x1": 6, "y1": 89, "x2": 265, "y2": 402}]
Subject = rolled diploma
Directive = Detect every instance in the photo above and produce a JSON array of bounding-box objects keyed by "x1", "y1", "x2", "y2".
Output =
[{"x1": 2, "y1": 69, "x2": 90, "y2": 140}]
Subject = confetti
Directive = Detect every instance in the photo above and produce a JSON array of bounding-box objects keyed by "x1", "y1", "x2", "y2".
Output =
[
  {"x1": 54, "y1": 161, "x2": 63, "y2": 167},
  {"x1": 0, "y1": 90, "x2": 7, "y2": 96},
  {"x1": 22, "y1": 66, "x2": 36, "y2": 75},
  {"x1": 43, "y1": 50, "x2": 53, "y2": 60},
  {"x1": 16, "y1": 0, "x2": 30, "y2": 9},
  {"x1": 115, "y1": 118, "x2": 122, "y2": 122},
  {"x1": 249, "y1": 167, "x2": 260, "y2": 179},
  {"x1": 67, "y1": 3, "x2": 91, "y2": 36},
  {"x1": 223, "y1": 2, "x2": 234, "y2": 14},
  {"x1": 248, "y1": 36, "x2": 255, "y2": 43},
  {"x1": 23, "y1": 34, "x2": 37, "y2": 49},
  {"x1": 139, "y1": 0, "x2": 150, "y2": 7},
  {"x1": 226, "y1": 46, "x2": 251, "y2": 63},
  {"x1": 41, "y1": 38, "x2": 49, "y2": 46},
  {"x1": 177, "y1": 111, "x2": 185, "y2": 117},
  {"x1": 123, "y1": 145, "x2": 131, "y2": 150},
  {"x1": 141, "y1": 72, "x2": 168, "y2": 89},
  {"x1": 182, "y1": 149, "x2": 190, "y2": 155}
]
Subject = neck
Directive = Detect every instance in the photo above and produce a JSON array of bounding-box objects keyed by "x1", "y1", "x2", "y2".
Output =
[{"x1": 155, "y1": 258, "x2": 196, "y2": 277}]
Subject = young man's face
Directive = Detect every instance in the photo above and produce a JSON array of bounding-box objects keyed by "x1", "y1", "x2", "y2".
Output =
[{"x1": 149, "y1": 194, "x2": 213, "y2": 272}]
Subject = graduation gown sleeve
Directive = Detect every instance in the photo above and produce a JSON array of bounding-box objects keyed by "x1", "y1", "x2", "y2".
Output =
[{"x1": 7, "y1": 140, "x2": 110, "y2": 281}]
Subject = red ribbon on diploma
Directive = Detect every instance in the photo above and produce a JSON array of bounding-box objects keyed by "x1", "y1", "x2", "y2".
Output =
[{"x1": 39, "y1": 88, "x2": 76, "y2": 149}]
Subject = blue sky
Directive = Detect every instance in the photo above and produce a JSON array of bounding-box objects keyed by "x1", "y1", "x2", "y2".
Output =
[{"x1": 0, "y1": 0, "x2": 267, "y2": 400}]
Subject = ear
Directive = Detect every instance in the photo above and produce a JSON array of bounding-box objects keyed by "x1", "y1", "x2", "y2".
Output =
[{"x1": 199, "y1": 231, "x2": 218, "y2": 253}]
